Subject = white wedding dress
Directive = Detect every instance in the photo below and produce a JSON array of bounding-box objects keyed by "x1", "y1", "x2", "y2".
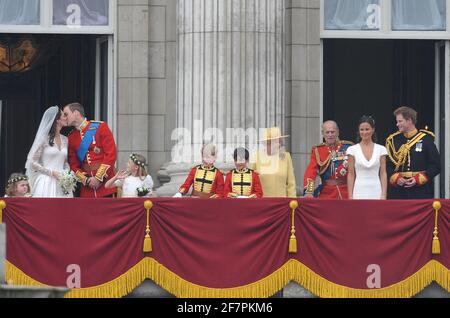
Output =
[
  {"x1": 28, "y1": 136, "x2": 73, "y2": 198},
  {"x1": 346, "y1": 143, "x2": 388, "y2": 199}
]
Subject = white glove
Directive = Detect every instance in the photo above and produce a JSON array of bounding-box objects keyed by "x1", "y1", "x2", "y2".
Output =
[{"x1": 173, "y1": 192, "x2": 183, "y2": 198}]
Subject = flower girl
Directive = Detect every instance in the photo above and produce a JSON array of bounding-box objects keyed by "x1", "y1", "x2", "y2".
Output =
[
  {"x1": 105, "y1": 153, "x2": 154, "y2": 197},
  {"x1": 5, "y1": 173, "x2": 31, "y2": 197}
]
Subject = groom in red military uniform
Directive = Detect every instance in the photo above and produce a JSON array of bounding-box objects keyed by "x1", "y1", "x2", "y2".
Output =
[{"x1": 63, "y1": 102, "x2": 117, "y2": 197}]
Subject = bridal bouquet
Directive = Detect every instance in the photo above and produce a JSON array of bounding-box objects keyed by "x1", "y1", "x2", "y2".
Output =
[
  {"x1": 136, "y1": 186, "x2": 151, "y2": 197},
  {"x1": 59, "y1": 171, "x2": 77, "y2": 195}
]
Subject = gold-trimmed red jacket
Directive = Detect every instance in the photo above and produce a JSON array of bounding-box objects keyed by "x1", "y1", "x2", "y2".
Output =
[
  {"x1": 303, "y1": 141, "x2": 353, "y2": 195},
  {"x1": 68, "y1": 119, "x2": 117, "y2": 197},
  {"x1": 224, "y1": 168, "x2": 263, "y2": 198},
  {"x1": 179, "y1": 165, "x2": 224, "y2": 198}
]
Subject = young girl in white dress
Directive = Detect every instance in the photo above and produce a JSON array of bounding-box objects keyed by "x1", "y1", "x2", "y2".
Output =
[
  {"x1": 347, "y1": 116, "x2": 388, "y2": 200},
  {"x1": 105, "y1": 153, "x2": 154, "y2": 197},
  {"x1": 25, "y1": 106, "x2": 72, "y2": 198}
]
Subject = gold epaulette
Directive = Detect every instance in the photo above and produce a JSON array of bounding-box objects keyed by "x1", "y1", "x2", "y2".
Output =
[
  {"x1": 313, "y1": 143, "x2": 326, "y2": 148},
  {"x1": 340, "y1": 140, "x2": 354, "y2": 145},
  {"x1": 386, "y1": 131, "x2": 402, "y2": 141},
  {"x1": 420, "y1": 129, "x2": 435, "y2": 138}
]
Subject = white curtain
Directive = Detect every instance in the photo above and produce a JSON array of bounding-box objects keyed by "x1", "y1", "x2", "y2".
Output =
[
  {"x1": 392, "y1": 0, "x2": 446, "y2": 30},
  {"x1": 325, "y1": 0, "x2": 379, "y2": 30},
  {"x1": 0, "y1": 0, "x2": 40, "y2": 25},
  {"x1": 53, "y1": 0, "x2": 108, "y2": 26}
]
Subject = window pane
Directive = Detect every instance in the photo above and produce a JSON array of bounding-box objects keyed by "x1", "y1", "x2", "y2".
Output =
[
  {"x1": 53, "y1": 0, "x2": 109, "y2": 26},
  {"x1": 0, "y1": 0, "x2": 40, "y2": 25},
  {"x1": 325, "y1": 0, "x2": 380, "y2": 30},
  {"x1": 392, "y1": 0, "x2": 446, "y2": 31}
]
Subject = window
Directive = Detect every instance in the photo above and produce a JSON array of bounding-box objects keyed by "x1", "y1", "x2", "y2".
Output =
[
  {"x1": 53, "y1": 0, "x2": 109, "y2": 26},
  {"x1": 0, "y1": 0, "x2": 114, "y2": 34},
  {"x1": 325, "y1": 0, "x2": 380, "y2": 30},
  {"x1": 392, "y1": 0, "x2": 446, "y2": 31},
  {"x1": 0, "y1": 0, "x2": 40, "y2": 25},
  {"x1": 322, "y1": 0, "x2": 450, "y2": 39}
]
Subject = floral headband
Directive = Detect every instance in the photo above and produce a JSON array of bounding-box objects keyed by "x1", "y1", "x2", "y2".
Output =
[
  {"x1": 130, "y1": 153, "x2": 147, "y2": 169},
  {"x1": 7, "y1": 176, "x2": 28, "y2": 185}
]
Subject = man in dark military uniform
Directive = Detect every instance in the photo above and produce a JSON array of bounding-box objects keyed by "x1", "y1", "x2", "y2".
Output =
[{"x1": 385, "y1": 106, "x2": 440, "y2": 199}]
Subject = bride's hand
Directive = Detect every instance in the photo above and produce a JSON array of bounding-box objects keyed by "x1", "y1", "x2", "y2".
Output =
[{"x1": 52, "y1": 170, "x2": 62, "y2": 180}]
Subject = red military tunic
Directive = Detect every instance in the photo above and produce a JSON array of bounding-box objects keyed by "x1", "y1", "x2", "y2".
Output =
[
  {"x1": 303, "y1": 141, "x2": 353, "y2": 199},
  {"x1": 224, "y1": 168, "x2": 263, "y2": 198},
  {"x1": 68, "y1": 119, "x2": 117, "y2": 197},
  {"x1": 179, "y1": 165, "x2": 224, "y2": 198}
]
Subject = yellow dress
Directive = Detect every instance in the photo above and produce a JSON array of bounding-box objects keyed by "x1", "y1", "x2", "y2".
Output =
[{"x1": 250, "y1": 150, "x2": 297, "y2": 198}]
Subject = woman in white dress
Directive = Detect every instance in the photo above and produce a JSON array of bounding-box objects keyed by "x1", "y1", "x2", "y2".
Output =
[
  {"x1": 347, "y1": 116, "x2": 388, "y2": 199},
  {"x1": 25, "y1": 106, "x2": 72, "y2": 198}
]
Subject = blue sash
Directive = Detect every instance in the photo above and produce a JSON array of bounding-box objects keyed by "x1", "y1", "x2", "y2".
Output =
[{"x1": 77, "y1": 122, "x2": 100, "y2": 163}]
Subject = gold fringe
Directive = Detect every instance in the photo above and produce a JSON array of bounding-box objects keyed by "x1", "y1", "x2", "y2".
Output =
[
  {"x1": 291, "y1": 259, "x2": 449, "y2": 298},
  {"x1": 6, "y1": 258, "x2": 450, "y2": 298}
]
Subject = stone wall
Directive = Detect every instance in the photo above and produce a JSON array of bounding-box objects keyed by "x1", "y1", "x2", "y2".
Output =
[
  {"x1": 117, "y1": 0, "x2": 177, "y2": 186},
  {"x1": 285, "y1": 0, "x2": 321, "y2": 194}
]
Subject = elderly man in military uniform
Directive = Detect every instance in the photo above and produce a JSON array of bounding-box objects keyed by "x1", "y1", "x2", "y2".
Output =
[
  {"x1": 303, "y1": 121, "x2": 353, "y2": 199},
  {"x1": 386, "y1": 106, "x2": 440, "y2": 199}
]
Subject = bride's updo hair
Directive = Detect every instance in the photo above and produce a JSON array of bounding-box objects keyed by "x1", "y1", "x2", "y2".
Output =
[
  {"x1": 356, "y1": 115, "x2": 377, "y2": 143},
  {"x1": 49, "y1": 109, "x2": 62, "y2": 147}
]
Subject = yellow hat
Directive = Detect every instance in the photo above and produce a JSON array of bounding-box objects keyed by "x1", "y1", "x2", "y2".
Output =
[{"x1": 260, "y1": 127, "x2": 289, "y2": 142}]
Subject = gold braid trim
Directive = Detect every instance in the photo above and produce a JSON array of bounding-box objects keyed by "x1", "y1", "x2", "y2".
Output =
[
  {"x1": 95, "y1": 164, "x2": 111, "y2": 182},
  {"x1": 305, "y1": 178, "x2": 315, "y2": 194},
  {"x1": 5, "y1": 259, "x2": 450, "y2": 298},
  {"x1": 314, "y1": 147, "x2": 332, "y2": 175},
  {"x1": 75, "y1": 170, "x2": 88, "y2": 185},
  {"x1": 386, "y1": 132, "x2": 426, "y2": 172}
]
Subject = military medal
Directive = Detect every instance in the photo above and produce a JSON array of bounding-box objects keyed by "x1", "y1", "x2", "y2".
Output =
[
  {"x1": 415, "y1": 141, "x2": 423, "y2": 152},
  {"x1": 91, "y1": 136, "x2": 101, "y2": 154}
]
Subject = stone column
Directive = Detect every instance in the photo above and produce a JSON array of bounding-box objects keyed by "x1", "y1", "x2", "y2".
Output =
[{"x1": 157, "y1": 0, "x2": 285, "y2": 196}]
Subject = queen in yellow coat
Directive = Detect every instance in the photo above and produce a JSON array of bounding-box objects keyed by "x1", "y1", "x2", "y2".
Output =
[{"x1": 249, "y1": 127, "x2": 297, "y2": 198}]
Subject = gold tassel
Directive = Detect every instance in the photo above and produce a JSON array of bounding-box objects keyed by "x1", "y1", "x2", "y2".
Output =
[
  {"x1": 143, "y1": 200, "x2": 153, "y2": 252},
  {"x1": 289, "y1": 200, "x2": 298, "y2": 253},
  {"x1": 0, "y1": 200, "x2": 6, "y2": 224},
  {"x1": 432, "y1": 201, "x2": 441, "y2": 255}
]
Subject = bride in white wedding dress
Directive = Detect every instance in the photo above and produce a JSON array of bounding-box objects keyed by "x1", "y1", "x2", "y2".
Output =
[
  {"x1": 347, "y1": 116, "x2": 388, "y2": 200},
  {"x1": 25, "y1": 106, "x2": 73, "y2": 198}
]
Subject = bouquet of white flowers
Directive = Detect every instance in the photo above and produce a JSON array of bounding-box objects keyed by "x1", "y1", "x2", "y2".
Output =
[
  {"x1": 137, "y1": 186, "x2": 151, "y2": 197},
  {"x1": 59, "y1": 171, "x2": 77, "y2": 195}
]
